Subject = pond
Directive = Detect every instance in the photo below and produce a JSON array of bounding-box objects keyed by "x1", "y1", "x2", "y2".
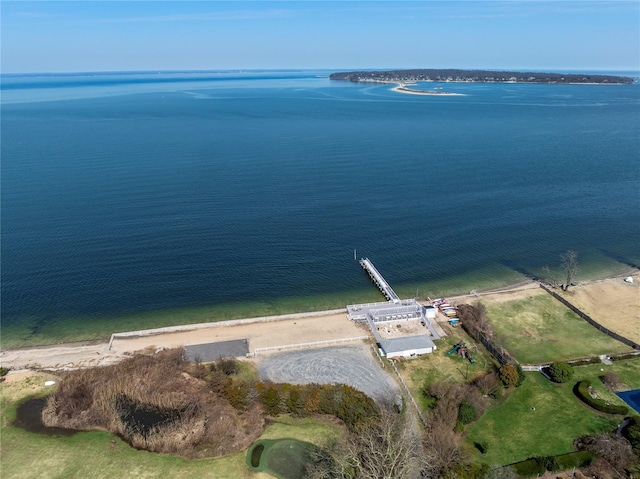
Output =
[{"x1": 14, "y1": 398, "x2": 76, "y2": 436}]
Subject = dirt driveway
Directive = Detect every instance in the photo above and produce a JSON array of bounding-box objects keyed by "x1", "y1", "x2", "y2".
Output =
[{"x1": 256, "y1": 344, "x2": 401, "y2": 402}]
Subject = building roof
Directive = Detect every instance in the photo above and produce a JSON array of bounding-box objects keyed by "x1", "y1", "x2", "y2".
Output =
[
  {"x1": 379, "y1": 334, "x2": 435, "y2": 354},
  {"x1": 184, "y1": 339, "x2": 249, "y2": 362}
]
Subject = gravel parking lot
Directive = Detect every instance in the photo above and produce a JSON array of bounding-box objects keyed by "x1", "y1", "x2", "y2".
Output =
[{"x1": 256, "y1": 344, "x2": 401, "y2": 402}]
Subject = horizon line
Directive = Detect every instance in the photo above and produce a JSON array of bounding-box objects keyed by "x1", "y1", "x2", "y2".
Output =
[{"x1": 2, "y1": 67, "x2": 640, "y2": 77}]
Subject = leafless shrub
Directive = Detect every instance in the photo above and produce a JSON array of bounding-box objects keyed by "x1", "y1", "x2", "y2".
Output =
[
  {"x1": 461, "y1": 385, "x2": 488, "y2": 420},
  {"x1": 217, "y1": 357, "x2": 241, "y2": 376},
  {"x1": 577, "y1": 433, "x2": 636, "y2": 473},
  {"x1": 474, "y1": 372, "x2": 499, "y2": 397},
  {"x1": 422, "y1": 420, "x2": 469, "y2": 478}
]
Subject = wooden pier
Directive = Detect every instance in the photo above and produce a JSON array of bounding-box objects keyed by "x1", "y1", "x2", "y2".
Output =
[{"x1": 360, "y1": 258, "x2": 400, "y2": 303}]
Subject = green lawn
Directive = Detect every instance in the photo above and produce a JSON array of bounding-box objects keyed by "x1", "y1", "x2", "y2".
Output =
[
  {"x1": 486, "y1": 292, "x2": 632, "y2": 364},
  {"x1": 464, "y1": 359, "x2": 640, "y2": 467},
  {"x1": 0, "y1": 375, "x2": 341, "y2": 479},
  {"x1": 396, "y1": 334, "x2": 494, "y2": 412}
]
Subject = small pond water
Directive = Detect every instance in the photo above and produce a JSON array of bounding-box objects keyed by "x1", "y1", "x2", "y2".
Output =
[
  {"x1": 14, "y1": 398, "x2": 76, "y2": 436},
  {"x1": 117, "y1": 396, "x2": 182, "y2": 437}
]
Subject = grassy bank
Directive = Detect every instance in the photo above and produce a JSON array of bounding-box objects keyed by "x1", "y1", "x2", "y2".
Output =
[
  {"x1": 0, "y1": 373, "x2": 341, "y2": 479},
  {"x1": 485, "y1": 290, "x2": 633, "y2": 364}
]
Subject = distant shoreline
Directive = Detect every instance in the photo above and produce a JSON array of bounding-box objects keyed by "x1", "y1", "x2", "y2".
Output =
[{"x1": 329, "y1": 69, "x2": 635, "y2": 85}]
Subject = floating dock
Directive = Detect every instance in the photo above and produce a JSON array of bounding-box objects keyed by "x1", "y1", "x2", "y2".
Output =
[{"x1": 360, "y1": 257, "x2": 400, "y2": 303}]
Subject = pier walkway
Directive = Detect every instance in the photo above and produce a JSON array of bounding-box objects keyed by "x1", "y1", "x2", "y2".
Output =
[{"x1": 360, "y1": 258, "x2": 400, "y2": 303}]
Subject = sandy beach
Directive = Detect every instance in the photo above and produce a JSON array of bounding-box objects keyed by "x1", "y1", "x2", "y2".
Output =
[
  {"x1": 391, "y1": 84, "x2": 466, "y2": 96},
  {"x1": 0, "y1": 310, "x2": 368, "y2": 371},
  {"x1": 1, "y1": 274, "x2": 637, "y2": 372}
]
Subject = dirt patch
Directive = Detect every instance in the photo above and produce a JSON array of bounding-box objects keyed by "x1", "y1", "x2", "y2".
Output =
[
  {"x1": 256, "y1": 345, "x2": 400, "y2": 403},
  {"x1": 556, "y1": 275, "x2": 640, "y2": 344}
]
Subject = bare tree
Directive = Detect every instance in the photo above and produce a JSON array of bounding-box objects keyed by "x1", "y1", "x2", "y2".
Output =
[
  {"x1": 306, "y1": 408, "x2": 425, "y2": 479},
  {"x1": 577, "y1": 433, "x2": 637, "y2": 473},
  {"x1": 422, "y1": 420, "x2": 469, "y2": 478},
  {"x1": 474, "y1": 372, "x2": 499, "y2": 397},
  {"x1": 561, "y1": 250, "x2": 579, "y2": 291}
]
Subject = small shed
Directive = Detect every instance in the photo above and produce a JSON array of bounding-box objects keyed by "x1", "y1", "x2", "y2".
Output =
[{"x1": 423, "y1": 305, "x2": 437, "y2": 319}]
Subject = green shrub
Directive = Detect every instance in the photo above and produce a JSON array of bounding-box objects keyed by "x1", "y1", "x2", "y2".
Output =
[
  {"x1": 512, "y1": 458, "x2": 545, "y2": 477},
  {"x1": 624, "y1": 416, "x2": 640, "y2": 454},
  {"x1": 474, "y1": 441, "x2": 488, "y2": 454},
  {"x1": 610, "y1": 352, "x2": 640, "y2": 362},
  {"x1": 259, "y1": 385, "x2": 282, "y2": 416},
  {"x1": 458, "y1": 400, "x2": 476, "y2": 425},
  {"x1": 539, "y1": 455, "x2": 560, "y2": 472},
  {"x1": 0, "y1": 366, "x2": 9, "y2": 377},
  {"x1": 548, "y1": 362, "x2": 574, "y2": 383},
  {"x1": 445, "y1": 462, "x2": 489, "y2": 479},
  {"x1": 569, "y1": 357, "x2": 602, "y2": 366},
  {"x1": 286, "y1": 385, "x2": 305, "y2": 416},
  {"x1": 499, "y1": 365, "x2": 518, "y2": 388},
  {"x1": 224, "y1": 380, "x2": 249, "y2": 410},
  {"x1": 554, "y1": 451, "x2": 594, "y2": 470},
  {"x1": 575, "y1": 380, "x2": 629, "y2": 415},
  {"x1": 511, "y1": 452, "x2": 594, "y2": 477}
]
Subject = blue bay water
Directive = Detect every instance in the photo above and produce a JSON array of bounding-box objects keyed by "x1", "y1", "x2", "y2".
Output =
[{"x1": 2, "y1": 71, "x2": 639, "y2": 343}]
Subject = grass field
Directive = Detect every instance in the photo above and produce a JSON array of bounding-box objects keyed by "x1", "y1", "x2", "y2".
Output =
[
  {"x1": 0, "y1": 374, "x2": 341, "y2": 479},
  {"x1": 485, "y1": 291, "x2": 632, "y2": 364},
  {"x1": 464, "y1": 359, "x2": 640, "y2": 466}
]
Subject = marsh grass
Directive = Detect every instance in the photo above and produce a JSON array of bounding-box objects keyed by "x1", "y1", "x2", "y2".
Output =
[
  {"x1": 41, "y1": 349, "x2": 264, "y2": 459},
  {"x1": 485, "y1": 294, "x2": 632, "y2": 364}
]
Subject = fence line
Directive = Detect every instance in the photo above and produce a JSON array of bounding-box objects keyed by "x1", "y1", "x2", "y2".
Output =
[
  {"x1": 540, "y1": 284, "x2": 640, "y2": 350},
  {"x1": 371, "y1": 344, "x2": 385, "y2": 369},
  {"x1": 107, "y1": 308, "x2": 347, "y2": 350},
  {"x1": 389, "y1": 361, "x2": 427, "y2": 427},
  {"x1": 252, "y1": 336, "x2": 369, "y2": 355},
  {"x1": 461, "y1": 321, "x2": 511, "y2": 366}
]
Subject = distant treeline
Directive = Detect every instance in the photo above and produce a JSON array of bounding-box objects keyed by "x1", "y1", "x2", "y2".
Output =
[{"x1": 329, "y1": 69, "x2": 634, "y2": 84}]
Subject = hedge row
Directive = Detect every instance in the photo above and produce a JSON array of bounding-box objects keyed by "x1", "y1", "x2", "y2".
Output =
[
  {"x1": 575, "y1": 380, "x2": 629, "y2": 415},
  {"x1": 511, "y1": 451, "x2": 594, "y2": 477},
  {"x1": 610, "y1": 352, "x2": 640, "y2": 362}
]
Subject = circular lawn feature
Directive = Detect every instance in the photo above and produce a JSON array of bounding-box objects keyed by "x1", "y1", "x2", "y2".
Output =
[{"x1": 246, "y1": 438, "x2": 316, "y2": 479}]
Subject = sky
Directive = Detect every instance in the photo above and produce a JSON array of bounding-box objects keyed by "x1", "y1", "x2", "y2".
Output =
[{"x1": 1, "y1": 1, "x2": 639, "y2": 74}]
